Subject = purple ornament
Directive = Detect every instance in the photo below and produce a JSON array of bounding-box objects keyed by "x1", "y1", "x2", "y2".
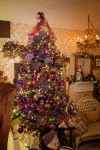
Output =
[
  {"x1": 18, "y1": 127, "x2": 23, "y2": 133},
  {"x1": 45, "y1": 99, "x2": 49, "y2": 104},
  {"x1": 31, "y1": 117, "x2": 37, "y2": 122},
  {"x1": 21, "y1": 97, "x2": 27, "y2": 103},
  {"x1": 43, "y1": 95, "x2": 47, "y2": 100},
  {"x1": 23, "y1": 109, "x2": 28, "y2": 115},
  {"x1": 29, "y1": 125, "x2": 36, "y2": 130},
  {"x1": 25, "y1": 53, "x2": 34, "y2": 62},
  {"x1": 19, "y1": 80, "x2": 23, "y2": 86},
  {"x1": 39, "y1": 66, "x2": 42, "y2": 72}
]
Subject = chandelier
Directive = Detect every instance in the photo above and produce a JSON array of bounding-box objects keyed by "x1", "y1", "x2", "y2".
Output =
[{"x1": 76, "y1": 15, "x2": 100, "y2": 50}]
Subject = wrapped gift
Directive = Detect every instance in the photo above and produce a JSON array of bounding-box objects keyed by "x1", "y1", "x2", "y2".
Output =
[{"x1": 42, "y1": 130, "x2": 60, "y2": 150}]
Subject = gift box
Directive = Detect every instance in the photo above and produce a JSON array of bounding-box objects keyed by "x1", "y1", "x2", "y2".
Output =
[{"x1": 42, "y1": 130, "x2": 60, "y2": 150}]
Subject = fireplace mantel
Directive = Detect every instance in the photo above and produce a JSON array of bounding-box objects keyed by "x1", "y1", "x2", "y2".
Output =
[{"x1": 74, "y1": 81, "x2": 97, "y2": 92}]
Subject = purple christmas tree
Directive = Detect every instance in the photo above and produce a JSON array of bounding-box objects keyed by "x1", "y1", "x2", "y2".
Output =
[{"x1": 12, "y1": 12, "x2": 69, "y2": 133}]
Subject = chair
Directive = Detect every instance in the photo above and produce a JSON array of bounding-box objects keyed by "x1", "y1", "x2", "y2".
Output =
[{"x1": 76, "y1": 96, "x2": 100, "y2": 149}]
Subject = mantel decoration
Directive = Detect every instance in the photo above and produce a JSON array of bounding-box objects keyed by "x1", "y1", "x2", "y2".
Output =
[
  {"x1": 69, "y1": 73, "x2": 96, "y2": 85},
  {"x1": 76, "y1": 15, "x2": 100, "y2": 50}
]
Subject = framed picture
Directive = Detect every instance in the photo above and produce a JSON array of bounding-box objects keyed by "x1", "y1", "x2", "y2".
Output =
[
  {"x1": 94, "y1": 56, "x2": 100, "y2": 69},
  {"x1": 75, "y1": 55, "x2": 93, "y2": 76}
]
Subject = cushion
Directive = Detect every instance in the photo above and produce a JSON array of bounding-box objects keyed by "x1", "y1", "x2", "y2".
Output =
[
  {"x1": 67, "y1": 117, "x2": 76, "y2": 127},
  {"x1": 67, "y1": 116, "x2": 87, "y2": 136},
  {"x1": 76, "y1": 121, "x2": 87, "y2": 136},
  {"x1": 76, "y1": 112, "x2": 88, "y2": 126},
  {"x1": 68, "y1": 100, "x2": 78, "y2": 117},
  {"x1": 86, "y1": 109, "x2": 100, "y2": 122}
]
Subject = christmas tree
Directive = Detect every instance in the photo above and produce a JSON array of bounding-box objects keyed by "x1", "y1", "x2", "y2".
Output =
[{"x1": 12, "y1": 12, "x2": 69, "y2": 133}]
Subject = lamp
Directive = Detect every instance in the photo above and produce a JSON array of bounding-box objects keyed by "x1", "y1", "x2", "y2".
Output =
[{"x1": 76, "y1": 15, "x2": 100, "y2": 50}]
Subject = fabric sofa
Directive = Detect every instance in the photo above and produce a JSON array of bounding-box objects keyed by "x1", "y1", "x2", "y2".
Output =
[{"x1": 75, "y1": 96, "x2": 100, "y2": 149}]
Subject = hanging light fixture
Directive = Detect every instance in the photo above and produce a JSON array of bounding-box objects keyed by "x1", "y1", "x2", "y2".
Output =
[{"x1": 76, "y1": 15, "x2": 100, "y2": 50}]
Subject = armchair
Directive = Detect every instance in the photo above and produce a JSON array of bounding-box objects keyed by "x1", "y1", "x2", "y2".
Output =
[{"x1": 76, "y1": 96, "x2": 100, "y2": 149}]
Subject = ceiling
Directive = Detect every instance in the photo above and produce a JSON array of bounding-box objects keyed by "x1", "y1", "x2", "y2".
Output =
[{"x1": 0, "y1": 0, "x2": 100, "y2": 31}]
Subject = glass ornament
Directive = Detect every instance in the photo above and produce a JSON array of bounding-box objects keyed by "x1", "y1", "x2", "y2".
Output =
[
  {"x1": 19, "y1": 80, "x2": 23, "y2": 85},
  {"x1": 18, "y1": 127, "x2": 23, "y2": 133}
]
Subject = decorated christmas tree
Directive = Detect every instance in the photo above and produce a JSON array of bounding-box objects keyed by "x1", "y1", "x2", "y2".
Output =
[{"x1": 12, "y1": 12, "x2": 69, "y2": 134}]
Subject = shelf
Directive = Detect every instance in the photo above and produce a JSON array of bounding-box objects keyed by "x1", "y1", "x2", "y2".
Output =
[{"x1": 74, "y1": 81, "x2": 97, "y2": 92}]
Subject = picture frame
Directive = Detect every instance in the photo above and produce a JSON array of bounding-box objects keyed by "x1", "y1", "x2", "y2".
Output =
[
  {"x1": 75, "y1": 55, "x2": 93, "y2": 76},
  {"x1": 94, "y1": 55, "x2": 100, "y2": 69}
]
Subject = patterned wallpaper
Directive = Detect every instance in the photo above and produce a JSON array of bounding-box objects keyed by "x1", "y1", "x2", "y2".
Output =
[{"x1": 0, "y1": 23, "x2": 100, "y2": 102}]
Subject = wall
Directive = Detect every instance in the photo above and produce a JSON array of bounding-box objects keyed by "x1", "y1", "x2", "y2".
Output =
[
  {"x1": 0, "y1": 22, "x2": 100, "y2": 102},
  {"x1": 0, "y1": 0, "x2": 100, "y2": 31}
]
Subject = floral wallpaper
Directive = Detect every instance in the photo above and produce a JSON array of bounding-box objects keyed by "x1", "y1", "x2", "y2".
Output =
[{"x1": 0, "y1": 22, "x2": 99, "y2": 102}]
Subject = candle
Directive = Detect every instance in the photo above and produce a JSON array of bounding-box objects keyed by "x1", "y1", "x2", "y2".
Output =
[
  {"x1": 78, "y1": 37, "x2": 80, "y2": 41},
  {"x1": 80, "y1": 39, "x2": 82, "y2": 42},
  {"x1": 96, "y1": 35, "x2": 99, "y2": 40},
  {"x1": 85, "y1": 35, "x2": 88, "y2": 39}
]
